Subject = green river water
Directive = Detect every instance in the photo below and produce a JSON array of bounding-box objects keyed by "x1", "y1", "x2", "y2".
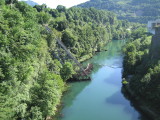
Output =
[{"x1": 60, "y1": 40, "x2": 147, "y2": 120}]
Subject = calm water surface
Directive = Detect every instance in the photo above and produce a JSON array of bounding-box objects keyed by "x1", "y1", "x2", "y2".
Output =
[{"x1": 60, "y1": 40, "x2": 146, "y2": 120}]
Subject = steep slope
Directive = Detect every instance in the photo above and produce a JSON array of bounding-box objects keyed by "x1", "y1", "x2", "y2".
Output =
[
  {"x1": 77, "y1": 0, "x2": 160, "y2": 23},
  {"x1": 0, "y1": 1, "x2": 137, "y2": 120},
  {"x1": 123, "y1": 27, "x2": 160, "y2": 119}
]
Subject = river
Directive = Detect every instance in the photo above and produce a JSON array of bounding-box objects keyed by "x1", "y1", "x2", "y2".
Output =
[{"x1": 59, "y1": 40, "x2": 147, "y2": 120}]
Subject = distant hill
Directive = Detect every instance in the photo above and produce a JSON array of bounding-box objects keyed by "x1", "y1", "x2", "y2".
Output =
[
  {"x1": 77, "y1": 0, "x2": 160, "y2": 23},
  {"x1": 20, "y1": 0, "x2": 38, "y2": 6}
]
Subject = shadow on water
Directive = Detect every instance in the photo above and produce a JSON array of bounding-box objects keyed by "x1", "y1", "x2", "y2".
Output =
[
  {"x1": 62, "y1": 81, "x2": 90, "y2": 107},
  {"x1": 104, "y1": 66, "x2": 149, "y2": 120},
  {"x1": 106, "y1": 90, "x2": 138, "y2": 120},
  {"x1": 121, "y1": 87, "x2": 151, "y2": 120},
  {"x1": 106, "y1": 88, "x2": 150, "y2": 120}
]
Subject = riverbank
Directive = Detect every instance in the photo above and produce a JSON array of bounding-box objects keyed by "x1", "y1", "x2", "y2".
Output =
[
  {"x1": 69, "y1": 40, "x2": 112, "y2": 81},
  {"x1": 57, "y1": 40, "x2": 146, "y2": 120},
  {"x1": 79, "y1": 40, "x2": 112, "y2": 63},
  {"x1": 122, "y1": 84, "x2": 159, "y2": 120},
  {"x1": 51, "y1": 40, "x2": 113, "y2": 120}
]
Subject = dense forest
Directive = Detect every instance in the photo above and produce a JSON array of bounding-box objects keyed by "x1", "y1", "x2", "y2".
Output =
[
  {"x1": 0, "y1": 0, "x2": 138, "y2": 119},
  {"x1": 77, "y1": 0, "x2": 160, "y2": 23},
  {"x1": 123, "y1": 27, "x2": 160, "y2": 119}
]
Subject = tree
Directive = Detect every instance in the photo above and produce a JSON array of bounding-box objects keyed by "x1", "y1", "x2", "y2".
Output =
[
  {"x1": 62, "y1": 29, "x2": 77, "y2": 47},
  {"x1": 60, "y1": 62, "x2": 75, "y2": 81},
  {"x1": 37, "y1": 12, "x2": 51, "y2": 24},
  {"x1": 30, "y1": 107, "x2": 43, "y2": 120},
  {"x1": 34, "y1": 4, "x2": 47, "y2": 12},
  {"x1": 5, "y1": 0, "x2": 18, "y2": 4},
  {"x1": 56, "y1": 5, "x2": 66, "y2": 12},
  {"x1": 0, "y1": 0, "x2": 5, "y2": 5},
  {"x1": 30, "y1": 71, "x2": 64, "y2": 119}
]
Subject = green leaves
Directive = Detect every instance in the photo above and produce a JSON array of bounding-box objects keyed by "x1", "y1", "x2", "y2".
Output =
[
  {"x1": 5, "y1": 0, "x2": 18, "y2": 5},
  {"x1": 37, "y1": 12, "x2": 51, "y2": 24},
  {"x1": 30, "y1": 107, "x2": 43, "y2": 120},
  {"x1": 56, "y1": 5, "x2": 66, "y2": 13},
  {"x1": 78, "y1": 0, "x2": 160, "y2": 23},
  {"x1": 62, "y1": 29, "x2": 77, "y2": 47},
  {"x1": 0, "y1": 2, "x2": 60, "y2": 119},
  {"x1": 30, "y1": 71, "x2": 64, "y2": 118},
  {"x1": 123, "y1": 27, "x2": 160, "y2": 114},
  {"x1": 4, "y1": 10, "x2": 23, "y2": 27},
  {"x1": 0, "y1": 1, "x2": 135, "y2": 119},
  {"x1": 60, "y1": 62, "x2": 75, "y2": 81},
  {"x1": 0, "y1": 0, "x2": 5, "y2": 5}
]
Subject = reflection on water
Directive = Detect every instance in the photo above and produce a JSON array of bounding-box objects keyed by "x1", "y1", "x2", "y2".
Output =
[{"x1": 60, "y1": 40, "x2": 148, "y2": 120}]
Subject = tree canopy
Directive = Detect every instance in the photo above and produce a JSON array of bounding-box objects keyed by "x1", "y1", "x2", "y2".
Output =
[
  {"x1": 0, "y1": 1, "x2": 140, "y2": 119},
  {"x1": 78, "y1": 0, "x2": 160, "y2": 23}
]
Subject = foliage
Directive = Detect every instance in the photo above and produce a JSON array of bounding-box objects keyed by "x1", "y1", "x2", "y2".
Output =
[
  {"x1": 123, "y1": 28, "x2": 160, "y2": 115},
  {"x1": 60, "y1": 62, "x2": 75, "y2": 81},
  {"x1": 0, "y1": 1, "x2": 137, "y2": 119},
  {"x1": 0, "y1": 1, "x2": 64, "y2": 119},
  {"x1": 123, "y1": 34, "x2": 151, "y2": 76},
  {"x1": 78, "y1": 0, "x2": 160, "y2": 23},
  {"x1": 30, "y1": 71, "x2": 64, "y2": 119},
  {"x1": 122, "y1": 80, "x2": 128, "y2": 85}
]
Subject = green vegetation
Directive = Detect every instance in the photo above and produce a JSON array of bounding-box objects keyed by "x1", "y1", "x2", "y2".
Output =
[
  {"x1": 122, "y1": 78, "x2": 128, "y2": 85},
  {"x1": 123, "y1": 27, "x2": 160, "y2": 119},
  {"x1": 0, "y1": 1, "x2": 65, "y2": 119},
  {"x1": 78, "y1": 0, "x2": 160, "y2": 23},
  {"x1": 0, "y1": 0, "x2": 136, "y2": 119},
  {"x1": 60, "y1": 62, "x2": 75, "y2": 81}
]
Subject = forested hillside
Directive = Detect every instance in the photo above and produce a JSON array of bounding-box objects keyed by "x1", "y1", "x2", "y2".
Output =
[
  {"x1": 123, "y1": 27, "x2": 160, "y2": 119},
  {"x1": 0, "y1": 0, "x2": 136, "y2": 119},
  {"x1": 77, "y1": 0, "x2": 160, "y2": 23}
]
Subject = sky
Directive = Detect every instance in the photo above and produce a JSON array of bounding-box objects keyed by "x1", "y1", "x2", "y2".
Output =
[{"x1": 19, "y1": 0, "x2": 90, "y2": 8}]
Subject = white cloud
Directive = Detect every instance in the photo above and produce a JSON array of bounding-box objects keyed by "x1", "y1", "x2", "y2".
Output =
[{"x1": 19, "y1": 0, "x2": 89, "y2": 8}]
